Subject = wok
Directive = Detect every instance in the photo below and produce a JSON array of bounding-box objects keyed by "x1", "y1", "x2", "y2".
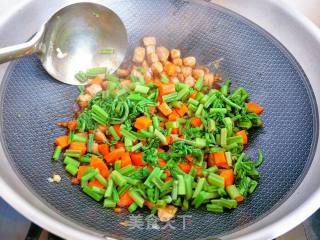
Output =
[{"x1": 0, "y1": 0, "x2": 319, "y2": 239}]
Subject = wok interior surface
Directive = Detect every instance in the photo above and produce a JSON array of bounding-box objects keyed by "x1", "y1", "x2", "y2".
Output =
[{"x1": 0, "y1": 0, "x2": 318, "y2": 239}]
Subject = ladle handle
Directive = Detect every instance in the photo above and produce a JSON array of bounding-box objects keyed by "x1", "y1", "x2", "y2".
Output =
[{"x1": 0, "y1": 26, "x2": 44, "y2": 64}]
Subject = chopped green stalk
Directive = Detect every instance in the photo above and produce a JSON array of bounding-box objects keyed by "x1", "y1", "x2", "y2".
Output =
[
  {"x1": 223, "y1": 117, "x2": 233, "y2": 137},
  {"x1": 130, "y1": 142, "x2": 143, "y2": 152},
  {"x1": 80, "y1": 155, "x2": 91, "y2": 163},
  {"x1": 220, "y1": 128, "x2": 227, "y2": 147},
  {"x1": 192, "y1": 178, "x2": 205, "y2": 199},
  {"x1": 118, "y1": 184, "x2": 131, "y2": 196},
  {"x1": 237, "y1": 120, "x2": 252, "y2": 129},
  {"x1": 135, "y1": 84, "x2": 150, "y2": 94},
  {"x1": 75, "y1": 71, "x2": 87, "y2": 82},
  {"x1": 195, "y1": 78, "x2": 204, "y2": 91},
  {"x1": 98, "y1": 48, "x2": 114, "y2": 54},
  {"x1": 208, "y1": 119, "x2": 216, "y2": 132},
  {"x1": 119, "y1": 165, "x2": 136, "y2": 176},
  {"x1": 109, "y1": 126, "x2": 120, "y2": 141},
  {"x1": 87, "y1": 133, "x2": 94, "y2": 153},
  {"x1": 188, "y1": 98, "x2": 199, "y2": 106},
  {"x1": 128, "y1": 188, "x2": 145, "y2": 207},
  {"x1": 195, "y1": 104, "x2": 203, "y2": 117},
  {"x1": 203, "y1": 95, "x2": 216, "y2": 109},
  {"x1": 147, "y1": 188, "x2": 154, "y2": 202},
  {"x1": 65, "y1": 163, "x2": 78, "y2": 176},
  {"x1": 83, "y1": 186, "x2": 103, "y2": 201},
  {"x1": 174, "y1": 197, "x2": 182, "y2": 207},
  {"x1": 211, "y1": 198, "x2": 237, "y2": 209},
  {"x1": 227, "y1": 136, "x2": 243, "y2": 145},
  {"x1": 225, "y1": 151, "x2": 233, "y2": 167},
  {"x1": 106, "y1": 73, "x2": 119, "y2": 82},
  {"x1": 255, "y1": 149, "x2": 264, "y2": 168},
  {"x1": 140, "y1": 129, "x2": 153, "y2": 138},
  {"x1": 216, "y1": 134, "x2": 221, "y2": 146},
  {"x1": 172, "y1": 180, "x2": 178, "y2": 201},
  {"x1": 110, "y1": 170, "x2": 127, "y2": 187},
  {"x1": 95, "y1": 170, "x2": 108, "y2": 187},
  {"x1": 63, "y1": 156, "x2": 80, "y2": 167},
  {"x1": 177, "y1": 175, "x2": 186, "y2": 195},
  {"x1": 152, "y1": 176, "x2": 165, "y2": 191},
  {"x1": 128, "y1": 202, "x2": 139, "y2": 213},
  {"x1": 162, "y1": 195, "x2": 172, "y2": 204},
  {"x1": 161, "y1": 75, "x2": 169, "y2": 83},
  {"x1": 154, "y1": 129, "x2": 168, "y2": 145},
  {"x1": 81, "y1": 169, "x2": 97, "y2": 183},
  {"x1": 112, "y1": 187, "x2": 120, "y2": 203},
  {"x1": 120, "y1": 129, "x2": 137, "y2": 142},
  {"x1": 220, "y1": 94, "x2": 242, "y2": 110},
  {"x1": 206, "y1": 203, "x2": 224, "y2": 213},
  {"x1": 154, "y1": 188, "x2": 160, "y2": 202},
  {"x1": 195, "y1": 138, "x2": 206, "y2": 148},
  {"x1": 189, "y1": 167, "x2": 197, "y2": 178},
  {"x1": 166, "y1": 121, "x2": 179, "y2": 129},
  {"x1": 177, "y1": 87, "x2": 190, "y2": 100},
  {"x1": 182, "y1": 198, "x2": 189, "y2": 211},
  {"x1": 115, "y1": 160, "x2": 122, "y2": 171},
  {"x1": 86, "y1": 67, "x2": 106, "y2": 78},
  {"x1": 210, "y1": 108, "x2": 227, "y2": 114},
  {"x1": 152, "y1": 116, "x2": 160, "y2": 130},
  {"x1": 249, "y1": 180, "x2": 258, "y2": 193},
  {"x1": 92, "y1": 186, "x2": 106, "y2": 195},
  {"x1": 188, "y1": 104, "x2": 198, "y2": 112},
  {"x1": 64, "y1": 149, "x2": 81, "y2": 158},
  {"x1": 220, "y1": 79, "x2": 231, "y2": 96},
  {"x1": 208, "y1": 173, "x2": 225, "y2": 188},
  {"x1": 225, "y1": 142, "x2": 238, "y2": 150},
  {"x1": 172, "y1": 101, "x2": 183, "y2": 108},
  {"x1": 184, "y1": 174, "x2": 193, "y2": 200},
  {"x1": 124, "y1": 176, "x2": 140, "y2": 186},
  {"x1": 144, "y1": 167, "x2": 161, "y2": 188},
  {"x1": 71, "y1": 134, "x2": 87, "y2": 143},
  {"x1": 103, "y1": 199, "x2": 116, "y2": 208},
  {"x1": 156, "y1": 199, "x2": 167, "y2": 208},
  {"x1": 163, "y1": 92, "x2": 178, "y2": 103},
  {"x1": 226, "y1": 185, "x2": 242, "y2": 200},
  {"x1": 195, "y1": 92, "x2": 204, "y2": 101},
  {"x1": 92, "y1": 105, "x2": 108, "y2": 122},
  {"x1": 104, "y1": 178, "x2": 114, "y2": 198},
  {"x1": 52, "y1": 146, "x2": 62, "y2": 161},
  {"x1": 200, "y1": 95, "x2": 209, "y2": 104}
]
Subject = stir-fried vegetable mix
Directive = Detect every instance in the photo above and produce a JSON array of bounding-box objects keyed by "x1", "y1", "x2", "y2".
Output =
[{"x1": 53, "y1": 37, "x2": 264, "y2": 220}]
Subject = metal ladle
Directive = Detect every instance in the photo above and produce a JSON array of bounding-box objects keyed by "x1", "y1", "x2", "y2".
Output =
[{"x1": 0, "y1": 2, "x2": 128, "y2": 85}]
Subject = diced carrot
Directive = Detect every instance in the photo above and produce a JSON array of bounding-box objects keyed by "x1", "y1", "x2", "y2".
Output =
[
  {"x1": 164, "y1": 62, "x2": 176, "y2": 76},
  {"x1": 185, "y1": 155, "x2": 194, "y2": 162},
  {"x1": 171, "y1": 128, "x2": 179, "y2": 134},
  {"x1": 120, "y1": 152, "x2": 132, "y2": 167},
  {"x1": 165, "y1": 136, "x2": 173, "y2": 145},
  {"x1": 193, "y1": 165, "x2": 203, "y2": 176},
  {"x1": 77, "y1": 132, "x2": 88, "y2": 139},
  {"x1": 159, "y1": 122, "x2": 166, "y2": 128},
  {"x1": 208, "y1": 153, "x2": 215, "y2": 167},
  {"x1": 130, "y1": 152, "x2": 146, "y2": 166},
  {"x1": 164, "y1": 169, "x2": 171, "y2": 177},
  {"x1": 157, "y1": 148, "x2": 165, "y2": 152},
  {"x1": 179, "y1": 135, "x2": 184, "y2": 139},
  {"x1": 113, "y1": 208, "x2": 122, "y2": 213},
  {"x1": 236, "y1": 130, "x2": 248, "y2": 144},
  {"x1": 153, "y1": 79, "x2": 162, "y2": 85},
  {"x1": 98, "y1": 144, "x2": 110, "y2": 156},
  {"x1": 88, "y1": 179, "x2": 105, "y2": 189},
  {"x1": 235, "y1": 195, "x2": 245, "y2": 203},
  {"x1": 158, "y1": 102, "x2": 173, "y2": 116},
  {"x1": 77, "y1": 165, "x2": 88, "y2": 180},
  {"x1": 117, "y1": 191, "x2": 134, "y2": 207},
  {"x1": 163, "y1": 176, "x2": 173, "y2": 182},
  {"x1": 144, "y1": 200, "x2": 154, "y2": 209},
  {"x1": 191, "y1": 117, "x2": 202, "y2": 127},
  {"x1": 69, "y1": 142, "x2": 87, "y2": 155},
  {"x1": 55, "y1": 135, "x2": 69, "y2": 149},
  {"x1": 159, "y1": 83, "x2": 176, "y2": 97},
  {"x1": 175, "y1": 104, "x2": 188, "y2": 117},
  {"x1": 90, "y1": 75, "x2": 103, "y2": 85},
  {"x1": 115, "y1": 142, "x2": 125, "y2": 149},
  {"x1": 148, "y1": 106, "x2": 156, "y2": 116},
  {"x1": 189, "y1": 91, "x2": 198, "y2": 99},
  {"x1": 91, "y1": 143, "x2": 99, "y2": 154},
  {"x1": 168, "y1": 111, "x2": 180, "y2": 121},
  {"x1": 213, "y1": 152, "x2": 228, "y2": 169},
  {"x1": 178, "y1": 162, "x2": 191, "y2": 173},
  {"x1": 90, "y1": 155, "x2": 110, "y2": 178},
  {"x1": 157, "y1": 158, "x2": 167, "y2": 167},
  {"x1": 246, "y1": 102, "x2": 264, "y2": 115},
  {"x1": 113, "y1": 124, "x2": 122, "y2": 137},
  {"x1": 219, "y1": 169, "x2": 234, "y2": 186},
  {"x1": 104, "y1": 147, "x2": 125, "y2": 163},
  {"x1": 134, "y1": 116, "x2": 152, "y2": 130},
  {"x1": 67, "y1": 120, "x2": 77, "y2": 130}
]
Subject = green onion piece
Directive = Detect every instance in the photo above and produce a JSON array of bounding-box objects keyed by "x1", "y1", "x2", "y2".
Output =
[
  {"x1": 206, "y1": 203, "x2": 224, "y2": 213},
  {"x1": 110, "y1": 170, "x2": 127, "y2": 187},
  {"x1": 83, "y1": 186, "x2": 103, "y2": 201},
  {"x1": 184, "y1": 174, "x2": 193, "y2": 200},
  {"x1": 86, "y1": 67, "x2": 106, "y2": 78},
  {"x1": 115, "y1": 160, "x2": 122, "y2": 171},
  {"x1": 195, "y1": 78, "x2": 204, "y2": 91},
  {"x1": 52, "y1": 146, "x2": 62, "y2": 161},
  {"x1": 63, "y1": 156, "x2": 80, "y2": 167},
  {"x1": 154, "y1": 129, "x2": 167, "y2": 145},
  {"x1": 211, "y1": 198, "x2": 237, "y2": 209},
  {"x1": 192, "y1": 178, "x2": 205, "y2": 199},
  {"x1": 75, "y1": 71, "x2": 87, "y2": 83},
  {"x1": 226, "y1": 185, "x2": 242, "y2": 200},
  {"x1": 220, "y1": 128, "x2": 227, "y2": 147},
  {"x1": 208, "y1": 173, "x2": 225, "y2": 188},
  {"x1": 163, "y1": 92, "x2": 178, "y2": 103},
  {"x1": 71, "y1": 134, "x2": 87, "y2": 143},
  {"x1": 128, "y1": 188, "x2": 145, "y2": 207},
  {"x1": 128, "y1": 202, "x2": 139, "y2": 213},
  {"x1": 118, "y1": 165, "x2": 136, "y2": 176},
  {"x1": 172, "y1": 180, "x2": 178, "y2": 201},
  {"x1": 104, "y1": 178, "x2": 114, "y2": 198},
  {"x1": 103, "y1": 199, "x2": 116, "y2": 208},
  {"x1": 220, "y1": 79, "x2": 231, "y2": 96},
  {"x1": 65, "y1": 163, "x2": 78, "y2": 176},
  {"x1": 98, "y1": 48, "x2": 114, "y2": 54},
  {"x1": 87, "y1": 133, "x2": 94, "y2": 153},
  {"x1": 135, "y1": 84, "x2": 150, "y2": 94},
  {"x1": 225, "y1": 152, "x2": 233, "y2": 167},
  {"x1": 177, "y1": 175, "x2": 186, "y2": 195},
  {"x1": 109, "y1": 126, "x2": 120, "y2": 141}
]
